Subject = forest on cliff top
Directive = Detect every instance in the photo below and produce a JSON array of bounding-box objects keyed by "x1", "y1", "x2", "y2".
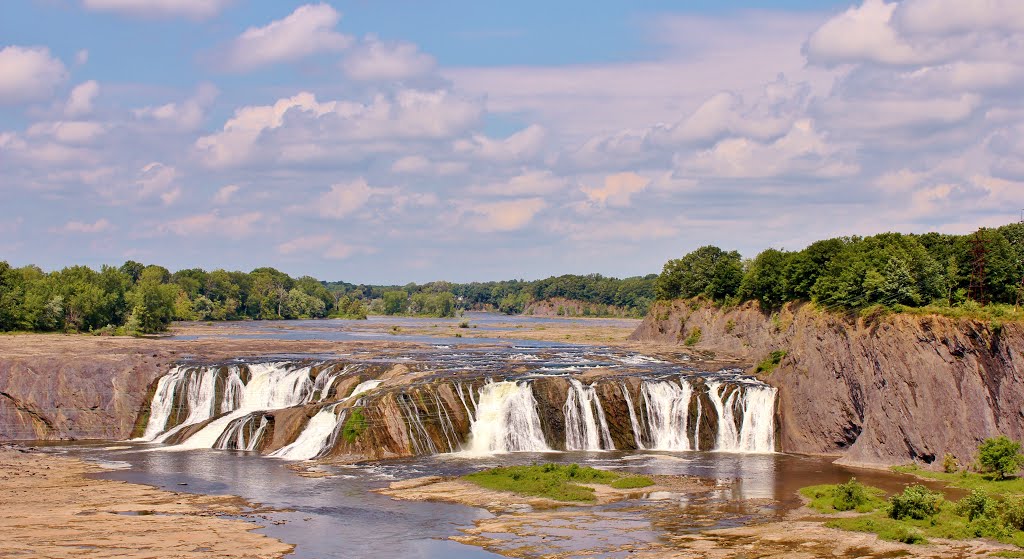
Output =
[{"x1": 0, "y1": 223, "x2": 1020, "y2": 334}]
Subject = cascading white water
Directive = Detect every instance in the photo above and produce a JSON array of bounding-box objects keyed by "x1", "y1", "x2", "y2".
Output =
[
  {"x1": 216, "y1": 414, "x2": 269, "y2": 451},
  {"x1": 462, "y1": 381, "x2": 549, "y2": 455},
  {"x1": 620, "y1": 383, "x2": 645, "y2": 450},
  {"x1": 139, "y1": 362, "x2": 321, "y2": 450},
  {"x1": 642, "y1": 379, "x2": 694, "y2": 450},
  {"x1": 346, "y1": 379, "x2": 383, "y2": 401},
  {"x1": 706, "y1": 380, "x2": 776, "y2": 453},
  {"x1": 564, "y1": 379, "x2": 614, "y2": 451},
  {"x1": 270, "y1": 404, "x2": 341, "y2": 460}
]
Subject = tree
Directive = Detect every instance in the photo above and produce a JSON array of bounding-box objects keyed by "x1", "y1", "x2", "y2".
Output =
[
  {"x1": 978, "y1": 436, "x2": 1024, "y2": 480},
  {"x1": 739, "y1": 249, "x2": 791, "y2": 309},
  {"x1": 382, "y1": 290, "x2": 408, "y2": 315},
  {"x1": 656, "y1": 245, "x2": 743, "y2": 301}
]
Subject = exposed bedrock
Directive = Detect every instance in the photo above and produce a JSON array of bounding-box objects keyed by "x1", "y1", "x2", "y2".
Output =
[{"x1": 630, "y1": 300, "x2": 1024, "y2": 468}]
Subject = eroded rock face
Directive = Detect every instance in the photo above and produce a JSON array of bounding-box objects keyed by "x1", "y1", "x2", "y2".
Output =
[
  {"x1": 630, "y1": 300, "x2": 1024, "y2": 468},
  {"x1": 0, "y1": 345, "x2": 169, "y2": 441}
]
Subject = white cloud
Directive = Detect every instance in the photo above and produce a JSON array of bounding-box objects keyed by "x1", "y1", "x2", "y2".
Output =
[
  {"x1": 212, "y1": 184, "x2": 240, "y2": 205},
  {"x1": 221, "y1": 3, "x2": 352, "y2": 72},
  {"x1": 342, "y1": 36, "x2": 436, "y2": 81},
  {"x1": 61, "y1": 218, "x2": 113, "y2": 234},
  {"x1": 454, "y1": 124, "x2": 545, "y2": 163},
  {"x1": 317, "y1": 178, "x2": 376, "y2": 219},
  {"x1": 893, "y1": 0, "x2": 1024, "y2": 35},
  {"x1": 463, "y1": 198, "x2": 546, "y2": 232},
  {"x1": 65, "y1": 80, "x2": 99, "y2": 116},
  {"x1": 804, "y1": 0, "x2": 928, "y2": 67},
  {"x1": 133, "y1": 83, "x2": 218, "y2": 131},
  {"x1": 81, "y1": 0, "x2": 232, "y2": 20},
  {"x1": 676, "y1": 119, "x2": 859, "y2": 179},
  {"x1": 391, "y1": 155, "x2": 467, "y2": 175},
  {"x1": 581, "y1": 172, "x2": 650, "y2": 208},
  {"x1": 75, "y1": 50, "x2": 89, "y2": 65},
  {"x1": 0, "y1": 46, "x2": 67, "y2": 104},
  {"x1": 196, "y1": 90, "x2": 481, "y2": 167},
  {"x1": 161, "y1": 211, "x2": 264, "y2": 239},
  {"x1": 136, "y1": 162, "x2": 181, "y2": 205}
]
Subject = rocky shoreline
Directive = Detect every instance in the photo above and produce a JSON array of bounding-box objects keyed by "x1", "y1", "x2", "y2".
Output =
[{"x1": 0, "y1": 445, "x2": 292, "y2": 558}]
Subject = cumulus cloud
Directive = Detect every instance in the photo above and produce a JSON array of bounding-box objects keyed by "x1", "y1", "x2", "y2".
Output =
[
  {"x1": 804, "y1": 0, "x2": 928, "y2": 67},
  {"x1": 136, "y1": 162, "x2": 181, "y2": 205},
  {"x1": 212, "y1": 184, "x2": 240, "y2": 205},
  {"x1": 470, "y1": 170, "x2": 568, "y2": 197},
  {"x1": 581, "y1": 172, "x2": 650, "y2": 208},
  {"x1": 342, "y1": 36, "x2": 437, "y2": 81},
  {"x1": 133, "y1": 83, "x2": 218, "y2": 131},
  {"x1": 453, "y1": 124, "x2": 545, "y2": 163},
  {"x1": 221, "y1": 4, "x2": 352, "y2": 72},
  {"x1": 81, "y1": 0, "x2": 232, "y2": 20},
  {"x1": 316, "y1": 178, "x2": 376, "y2": 219},
  {"x1": 390, "y1": 155, "x2": 467, "y2": 176},
  {"x1": 26, "y1": 121, "x2": 106, "y2": 144},
  {"x1": 462, "y1": 198, "x2": 546, "y2": 233},
  {"x1": 676, "y1": 119, "x2": 859, "y2": 179},
  {"x1": 893, "y1": 0, "x2": 1024, "y2": 35},
  {"x1": 0, "y1": 46, "x2": 67, "y2": 104},
  {"x1": 196, "y1": 90, "x2": 481, "y2": 167},
  {"x1": 65, "y1": 81, "x2": 99, "y2": 117}
]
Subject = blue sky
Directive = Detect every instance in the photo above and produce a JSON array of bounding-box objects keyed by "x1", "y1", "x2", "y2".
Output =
[{"x1": 2, "y1": 0, "x2": 1022, "y2": 283}]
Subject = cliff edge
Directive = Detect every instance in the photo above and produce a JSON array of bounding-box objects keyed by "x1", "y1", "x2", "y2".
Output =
[{"x1": 630, "y1": 300, "x2": 1024, "y2": 469}]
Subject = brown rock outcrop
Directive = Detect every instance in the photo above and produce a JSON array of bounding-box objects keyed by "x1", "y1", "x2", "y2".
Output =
[{"x1": 630, "y1": 299, "x2": 1024, "y2": 468}]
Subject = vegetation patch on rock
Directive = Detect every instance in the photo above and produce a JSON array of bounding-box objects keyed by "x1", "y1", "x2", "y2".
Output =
[{"x1": 462, "y1": 463, "x2": 651, "y2": 502}]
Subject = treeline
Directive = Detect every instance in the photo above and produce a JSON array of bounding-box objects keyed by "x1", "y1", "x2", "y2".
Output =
[
  {"x1": 325, "y1": 274, "x2": 658, "y2": 318},
  {"x1": 656, "y1": 223, "x2": 1024, "y2": 315},
  {"x1": 0, "y1": 262, "x2": 367, "y2": 334}
]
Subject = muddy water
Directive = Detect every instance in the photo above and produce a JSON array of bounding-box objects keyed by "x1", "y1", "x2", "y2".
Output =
[{"x1": 47, "y1": 444, "x2": 932, "y2": 559}]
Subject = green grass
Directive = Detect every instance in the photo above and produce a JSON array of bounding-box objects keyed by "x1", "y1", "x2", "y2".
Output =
[
  {"x1": 991, "y1": 551, "x2": 1024, "y2": 557},
  {"x1": 754, "y1": 350, "x2": 788, "y2": 375},
  {"x1": 341, "y1": 407, "x2": 367, "y2": 443},
  {"x1": 462, "y1": 463, "x2": 651, "y2": 502},
  {"x1": 804, "y1": 475, "x2": 1024, "y2": 548},
  {"x1": 800, "y1": 479, "x2": 887, "y2": 513},
  {"x1": 893, "y1": 465, "x2": 1024, "y2": 495}
]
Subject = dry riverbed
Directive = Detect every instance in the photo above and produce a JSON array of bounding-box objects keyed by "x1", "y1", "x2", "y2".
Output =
[{"x1": 0, "y1": 446, "x2": 292, "y2": 559}]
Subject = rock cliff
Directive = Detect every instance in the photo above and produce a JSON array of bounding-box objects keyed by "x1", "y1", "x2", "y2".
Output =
[{"x1": 630, "y1": 300, "x2": 1024, "y2": 468}]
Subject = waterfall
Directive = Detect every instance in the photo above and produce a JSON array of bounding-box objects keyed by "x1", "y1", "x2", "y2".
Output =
[
  {"x1": 706, "y1": 380, "x2": 776, "y2": 453},
  {"x1": 346, "y1": 379, "x2": 383, "y2": 401},
  {"x1": 140, "y1": 362, "x2": 318, "y2": 450},
  {"x1": 463, "y1": 381, "x2": 549, "y2": 455},
  {"x1": 270, "y1": 405, "x2": 341, "y2": 460},
  {"x1": 398, "y1": 394, "x2": 438, "y2": 455},
  {"x1": 620, "y1": 383, "x2": 645, "y2": 450},
  {"x1": 215, "y1": 414, "x2": 269, "y2": 451},
  {"x1": 642, "y1": 379, "x2": 694, "y2": 450},
  {"x1": 564, "y1": 379, "x2": 614, "y2": 451}
]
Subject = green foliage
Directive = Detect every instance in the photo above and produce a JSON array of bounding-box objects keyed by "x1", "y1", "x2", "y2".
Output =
[
  {"x1": 979, "y1": 437, "x2": 1024, "y2": 480},
  {"x1": 683, "y1": 327, "x2": 702, "y2": 346},
  {"x1": 738, "y1": 248, "x2": 792, "y2": 309},
  {"x1": 943, "y1": 453, "x2": 961, "y2": 474},
  {"x1": 888, "y1": 485, "x2": 944, "y2": 520},
  {"x1": 462, "y1": 463, "x2": 623, "y2": 502},
  {"x1": 754, "y1": 350, "x2": 787, "y2": 375},
  {"x1": 825, "y1": 516, "x2": 927, "y2": 544},
  {"x1": 655, "y1": 245, "x2": 744, "y2": 302},
  {"x1": 609, "y1": 475, "x2": 655, "y2": 489},
  {"x1": 801, "y1": 479, "x2": 886, "y2": 513},
  {"x1": 724, "y1": 319, "x2": 736, "y2": 334},
  {"x1": 382, "y1": 291, "x2": 408, "y2": 315},
  {"x1": 342, "y1": 408, "x2": 367, "y2": 443},
  {"x1": 955, "y1": 490, "x2": 998, "y2": 522}
]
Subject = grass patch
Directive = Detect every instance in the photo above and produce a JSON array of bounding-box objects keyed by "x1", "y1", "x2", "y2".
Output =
[
  {"x1": 341, "y1": 407, "x2": 367, "y2": 443},
  {"x1": 801, "y1": 478, "x2": 887, "y2": 513},
  {"x1": 893, "y1": 465, "x2": 1024, "y2": 495},
  {"x1": 826, "y1": 515, "x2": 928, "y2": 544},
  {"x1": 463, "y1": 463, "x2": 650, "y2": 502},
  {"x1": 754, "y1": 349, "x2": 788, "y2": 375}
]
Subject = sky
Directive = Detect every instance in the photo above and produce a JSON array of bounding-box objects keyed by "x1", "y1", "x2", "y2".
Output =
[{"x1": 2, "y1": 0, "x2": 1023, "y2": 283}]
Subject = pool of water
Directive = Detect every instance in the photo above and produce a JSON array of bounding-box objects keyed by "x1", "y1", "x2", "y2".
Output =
[{"x1": 44, "y1": 444, "x2": 926, "y2": 559}]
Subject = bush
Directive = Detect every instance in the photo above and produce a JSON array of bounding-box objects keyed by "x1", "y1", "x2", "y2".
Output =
[
  {"x1": 943, "y1": 453, "x2": 960, "y2": 473},
  {"x1": 888, "y1": 485, "x2": 943, "y2": 520},
  {"x1": 833, "y1": 478, "x2": 869, "y2": 511},
  {"x1": 955, "y1": 489, "x2": 998, "y2": 521},
  {"x1": 683, "y1": 327, "x2": 702, "y2": 346},
  {"x1": 755, "y1": 350, "x2": 788, "y2": 375},
  {"x1": 978, "y1": 436, "x2": 1024, "y2": 480},
  {"x1": 1002, "y1": 495, "x2": 1024, "y2": 530},
  {"x1": 342, "y1": 407, "x2": 367, "y2": 443}
]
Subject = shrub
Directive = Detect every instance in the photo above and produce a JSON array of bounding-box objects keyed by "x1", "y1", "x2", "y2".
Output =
[
  {"x1": 942, "y1": 453, "x2": 960, "y2": 474},
  {"x1": 888, "y1": 485, "x2": 943, "y2": 520},
  {"x1": 955, "y1": 489, "x2": 997, "y2": 521},
  {"x1": 1002, "y1": 495, "x2": 1024, "y2": 530},
  {"x1": 458, "y1": 320, "x2": 470, "y2": 328},
  {"x1": 683, "y1": 327, "x2": 702, "y2": 346},
  {"x1": 755, "y1": 350, "x2": 788, "y2": 375},
  {"x1": 978, "y1": 436, "x2": 1024, "y2": 480},
  {"x1": 833, "y1": 478, "x2": 869, "y2": 511},
  {"x1": 725, "y1": 319, "x2": 736, "y2": 334},
  {"x1": 342, "y1": 407, "x2": 367, "y2": 443}
]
